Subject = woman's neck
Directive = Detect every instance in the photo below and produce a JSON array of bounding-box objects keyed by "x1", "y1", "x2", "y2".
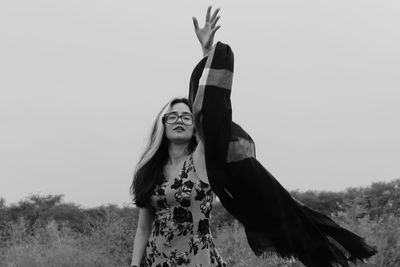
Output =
[{"x1": 167, "y1": 143, "x2": 189, "y2": 166}]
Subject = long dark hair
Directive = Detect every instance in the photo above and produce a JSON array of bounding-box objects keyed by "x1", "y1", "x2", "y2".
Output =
[{"x1": 130, "y1": 98, "x2": 197, "y2": 208}]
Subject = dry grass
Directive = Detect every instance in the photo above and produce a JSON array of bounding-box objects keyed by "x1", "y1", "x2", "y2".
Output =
[{"x1": 1, "y1": 204, "x2": 399, "y2": 267}]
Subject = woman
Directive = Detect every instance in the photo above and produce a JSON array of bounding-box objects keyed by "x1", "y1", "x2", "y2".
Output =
[
  {"x1": 130, "y1": 97, "x2": 225, "y2": 267},
  {"x1": 132, "y1": 6, "x2": 377, "y2": 267},
  {"x1": 130, "y1": 10, "x2": 225, "y2": 267}
]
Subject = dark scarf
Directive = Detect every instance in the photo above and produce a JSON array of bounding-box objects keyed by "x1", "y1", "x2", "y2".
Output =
[{"x1": 188, "y1": 41, "x2": 377, "y2": 267}]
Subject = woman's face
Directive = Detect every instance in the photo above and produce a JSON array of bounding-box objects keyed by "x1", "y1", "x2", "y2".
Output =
[{"x1": 164, "y1": 102, "x2": 194, "y2": 144}]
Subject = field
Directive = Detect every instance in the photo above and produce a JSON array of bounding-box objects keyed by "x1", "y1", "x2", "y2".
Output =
[{"x1": 1, "y1": 179, "x2": 399, "y2": 266}]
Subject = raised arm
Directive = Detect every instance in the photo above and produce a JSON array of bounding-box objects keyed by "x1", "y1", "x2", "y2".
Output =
[
  {"x1": 191, "y1": 6, "x2": 222, "y2": 186},
  {"x1": 190, "y1": 6, "x2": 233, "y2": 142},
  {"x1": 189, "y1": 7, "x2": 236, "y2": 205}
]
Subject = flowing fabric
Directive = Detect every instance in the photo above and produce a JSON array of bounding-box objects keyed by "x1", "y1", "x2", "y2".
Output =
[{"x1": 188, "y1": 42, "x2": 377, "y2": 267}]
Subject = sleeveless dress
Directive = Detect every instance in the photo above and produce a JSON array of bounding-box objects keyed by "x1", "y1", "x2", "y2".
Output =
[{"x1": 142, "y1": 154, "x2": 226, "y2": 267}]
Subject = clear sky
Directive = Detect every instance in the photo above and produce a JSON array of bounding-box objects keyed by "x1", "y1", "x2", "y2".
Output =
[{"x1": 1, "y1": 1, "x2": 399, "y2": 207}]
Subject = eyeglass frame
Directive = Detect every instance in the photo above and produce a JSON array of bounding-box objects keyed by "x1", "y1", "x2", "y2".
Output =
[{"x1": 162, "y1": 112, "x2": 194, "y2": 126}]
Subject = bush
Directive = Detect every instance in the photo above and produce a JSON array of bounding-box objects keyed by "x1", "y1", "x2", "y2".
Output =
[
  {"x1": 1, "y1": 181, "x2": 400, "y2": 266},
  {"x1": 0, "y1": 214, "x2": 136, "y2": 266},
  {"x1": 1, "y1": 205, "x2": 398, "y2": 267},
  {"x1": 331, "y1": 201, "x2": 400, "y2": 267}
]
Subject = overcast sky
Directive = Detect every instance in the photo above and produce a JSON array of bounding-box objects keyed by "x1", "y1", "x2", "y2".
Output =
[{"x1": 1, "y1": 0, "x2": 399, "y2": 207}]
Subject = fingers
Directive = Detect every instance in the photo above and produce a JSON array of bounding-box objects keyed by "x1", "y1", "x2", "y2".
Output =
[
  {"x1": 196, "y1": 6, "x2": 221, "y2": 31},
  {"x1": 192, "y1": 17, "x2": 199, "y2": 31},
  {"x1": 210, "y1": 8, "x2": 220, "y2": 22},
  {"x1": 211, "y1": 16, "x2": 220, "y2": 28},
  {"x1": 205, "y1": 6, "x2": 211, "y2": 22},
  {"x1": 212, "y1": 25, "x2": 221, "y2": 34}
]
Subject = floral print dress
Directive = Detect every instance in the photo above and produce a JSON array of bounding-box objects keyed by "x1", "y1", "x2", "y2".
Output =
[{"x1": 142, "y1": 154, "x2": 226, "y2": 267}]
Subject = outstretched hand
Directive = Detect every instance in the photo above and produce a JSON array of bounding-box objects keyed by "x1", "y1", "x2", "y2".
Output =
[{"x1": 192, "y1": 6, "x2": 221, "y2": 56}]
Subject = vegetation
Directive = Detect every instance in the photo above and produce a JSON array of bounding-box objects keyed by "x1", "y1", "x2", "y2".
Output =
[{"x1": 1, "y1": 179, "x2": 399, "y2": 266}]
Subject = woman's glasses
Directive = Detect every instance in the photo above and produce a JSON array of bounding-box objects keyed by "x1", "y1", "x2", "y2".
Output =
[{"x1": 163, "y1": 113, "x2": 193, "y2": 126}]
